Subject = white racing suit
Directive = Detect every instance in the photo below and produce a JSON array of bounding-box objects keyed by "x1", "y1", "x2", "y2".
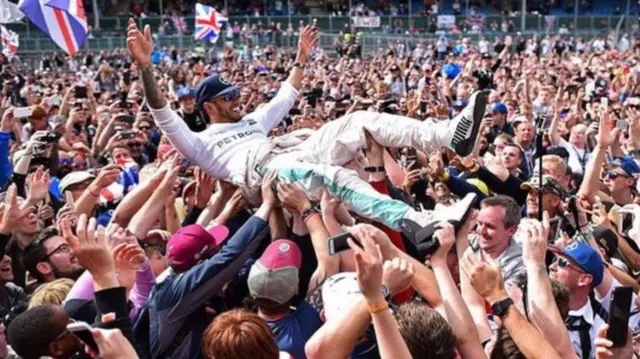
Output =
[{"x1": 150, "y1": 82, "x2": 458, "y2": 231}]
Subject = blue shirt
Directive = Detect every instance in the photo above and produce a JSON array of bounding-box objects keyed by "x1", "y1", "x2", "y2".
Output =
[{"x1": 267, "y1": 301, "x2": 322, "y2": 359}]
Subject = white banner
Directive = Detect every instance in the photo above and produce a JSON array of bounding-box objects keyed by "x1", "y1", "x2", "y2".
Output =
[
  {"x1": 437, "y1": 15, "x2": 456, "y2": 29},
  {"x1": 0, "y1": 0, "x2": 24, "y2": 24},
  {"x1": 351, "y1": 16, "x2": 380, "y2": 28}
]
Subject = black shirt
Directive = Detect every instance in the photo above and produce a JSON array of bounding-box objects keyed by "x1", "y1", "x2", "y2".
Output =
[
  {"x1": 473, "y1": 59, "x2": 502, "y2": 90},
  {"x1": 177, "y1": 109, "x2": 208, "y2": 132}
]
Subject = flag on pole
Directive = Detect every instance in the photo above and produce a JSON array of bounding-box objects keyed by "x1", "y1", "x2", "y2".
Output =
[
  {"x1": 18, "y1": 0, "x2": 88, "y2": 55},
  {"x1": 0, "y1": 0, "x2": 25, "y2": 23},
  {"x1": 194, "y1": 3, "x2": 227, "y2": 42},
  {"x1": 0, "y1": 25, "x2": 19, "y2": 57}
]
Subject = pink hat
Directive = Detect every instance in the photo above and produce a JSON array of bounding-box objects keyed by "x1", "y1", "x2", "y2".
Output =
[
  {"x1": 166, "y1": 224, "x2": 230, "y2": 272},
  {"x1": 247, "y1": 240, "x2": 302, "y2": 304}
]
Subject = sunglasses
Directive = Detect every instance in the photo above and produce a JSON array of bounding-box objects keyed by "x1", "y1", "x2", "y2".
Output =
[
  {"x1": 604, "y1": 171, "x2": 630, "y2": 180},
  {"x1": 212, "y1": 88, "x2": 241, "y2": 102},
  {"x1": 138, "y1": 126, "x2": 151, "y2": 131},
  {"x1": 127, "y1": 142, "x2": 142, "y2": 148},
  {"x1": 553, "y1": 256, "x2": 586, "y2": 273}
]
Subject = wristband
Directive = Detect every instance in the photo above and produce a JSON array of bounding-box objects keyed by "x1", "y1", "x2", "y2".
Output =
[
  {"x1": 291, "y1": 62, "x2": 304, "y2": 70},
  {"x1": 368, "y1": 301, "x2": 389, "y2": 314},
  {"x1": 300, "y1": 205, "x2": 320, "y2": 221}
]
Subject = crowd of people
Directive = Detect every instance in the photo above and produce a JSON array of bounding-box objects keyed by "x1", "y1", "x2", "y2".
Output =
[{"x1": 1, "y1": 16, "x2": 640, "y2": 359}]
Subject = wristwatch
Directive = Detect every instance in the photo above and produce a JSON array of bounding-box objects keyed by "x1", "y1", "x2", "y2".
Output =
[
  {"x1": 364, "y1": 166, "x2": 385, "y2": 173},
  {"x1": 491, "y1": 297, "x2": 514, "y2": 318},
  {"x1": 291, "y1": 62, "x2": 305, "y2": 70}
]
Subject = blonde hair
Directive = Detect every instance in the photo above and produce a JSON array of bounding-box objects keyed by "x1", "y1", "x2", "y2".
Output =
[
  {"x1": 28, "y1": 278, "x2": 75, "y2": 309},
  {"x1": 543, "y1": 155, "x2": 568, "y2": 175}
]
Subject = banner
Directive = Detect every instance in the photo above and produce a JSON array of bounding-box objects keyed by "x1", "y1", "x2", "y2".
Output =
[
  {"x1": 437, "y1": 15, "x2": 455, "y2": 29},
  {"x1": 0, "y1": 0, "x2": 24, "y2": 24},
  {"x1": 351, "y1": 16, "x2": 380, "y2": 28}
]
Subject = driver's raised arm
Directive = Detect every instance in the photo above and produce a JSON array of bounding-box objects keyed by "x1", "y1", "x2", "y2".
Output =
[
  {"x1": 252, "y1": 25, "x2": 319, "y2": 133},
  {"x1": 126, "y1": 19, "x2": 205, "y2": 162}
]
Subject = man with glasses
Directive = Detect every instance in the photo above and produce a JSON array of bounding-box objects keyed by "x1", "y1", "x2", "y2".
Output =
[
  {"x1": 23, "y1": 227, "x2": 84, "y2": 285},
  {"x1": 128, "y1": 21, "x2": 484, "y2": 243}
]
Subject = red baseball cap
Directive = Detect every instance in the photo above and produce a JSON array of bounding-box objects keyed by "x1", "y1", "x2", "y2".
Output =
[
  {"x1": 247, "y1": 239, "x2": 302, "y2": 304},
  {"x1": 166, "y1": 224, "x2": 230, "y2": 272}
]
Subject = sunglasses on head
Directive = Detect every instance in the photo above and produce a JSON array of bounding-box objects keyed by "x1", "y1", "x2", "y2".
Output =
[{"x1": 212, "y1": 88, "x2": 241, "y2": 102}]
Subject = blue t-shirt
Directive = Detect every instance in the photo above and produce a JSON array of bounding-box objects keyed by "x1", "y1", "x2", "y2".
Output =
[{"x1": 267, "y1": 301, "x2": 322, "y2": 359}]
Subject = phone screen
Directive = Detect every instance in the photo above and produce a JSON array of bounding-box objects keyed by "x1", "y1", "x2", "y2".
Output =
[
  {"x1": 67, "y1": 322, "x2": 99, "y2": 353},
  {"x1": 327, "y1": 232, "x2": 361, "y2": 256},
  {"x1": 607, "y1": 286, "x2": 633, "y2": 347}
]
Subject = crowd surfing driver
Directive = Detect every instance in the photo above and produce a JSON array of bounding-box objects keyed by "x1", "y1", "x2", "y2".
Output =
[{"x1": 127, "y1": 19, "x2": 483, "y2": 250}]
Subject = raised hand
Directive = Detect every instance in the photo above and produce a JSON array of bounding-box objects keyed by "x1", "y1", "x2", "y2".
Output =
[
  {"x1": 320, "y1": 190, "x2": 340, "y2": 215},
  {"x1": 126, "y1": 19, "x2": 153, "y2": 66},
  {"x1": 195, "y1": 168, "x2": 215, "y2": 208},
  {"x1": 260, "y1": 170, "x2": 279, "y2": 208},
  {"x1": 430, "y1": 222, "x2": 455, "y2": 263},
  {"x1": 522, "y1": 212, "x2": 550, "y2": 265},
  {"x1": 0, "y1": 184, "x2": 35, "y2": 235},
  {"x1": 277, "y1": 181, "x2": 311, "y2": 214},
  {"x1": 348, "y1": 227, "x2": 385, "y2": 303},
  {"x1": 112, "y1": 243, "x2": 148, "y2": 271},
  {"x1": 297, "y1": 25, "x2": 320, "y2": 63},
  {"x1": 461, "y1": 250, "x2": 508, "y2": 305},
  {"x1": 382, "y1": 257, "x2": 415, "y2": 296},
  {"x1": 62, "y1": 214, "x2": 114, "y2": 276},
  {"x1": 26, "y1": 167, "x2": 51, "y2": 203}
]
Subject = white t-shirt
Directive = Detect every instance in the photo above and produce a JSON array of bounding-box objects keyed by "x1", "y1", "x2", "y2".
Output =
[
  {"x1": 557, "y1": 138, "x2": 588, "y2": 175},
  {"x1": 150, "y1": 82, "x2": 299, "y2": 184}
]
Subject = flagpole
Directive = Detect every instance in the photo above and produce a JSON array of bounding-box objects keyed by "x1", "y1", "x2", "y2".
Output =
[
  {"x1": 92, "y1": 0, "x2": 99, "y2": 30},
  {"x1": 224, "y1": 0, "x2": 228, "y2": 16}
]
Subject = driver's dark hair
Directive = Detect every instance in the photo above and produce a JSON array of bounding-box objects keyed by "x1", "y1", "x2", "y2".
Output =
[{"x1": 480, "y1": 195, "x2": 521, "y2": 229}]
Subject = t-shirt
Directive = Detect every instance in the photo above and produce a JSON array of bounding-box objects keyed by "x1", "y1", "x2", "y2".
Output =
[
  {"x1": 556, "y1": 138, "x2": 588, "y2": 175},
  {"x1": 267, "y1": 301, "x2": 323, "y2": 359},
  {"x1": 177, "y1": 108, "x2": 208, "y2": 133}
]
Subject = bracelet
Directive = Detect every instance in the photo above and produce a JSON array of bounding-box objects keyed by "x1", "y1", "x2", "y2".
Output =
[
  {"x1": 300, "y1": 206, "x2": 320, "y2": 221},
  {"x1": 368, "y1": 301, "x2": 389, "y2": 314},
  {"x1": 89, "y1": 188, "x2": 100, "y2": 197}
]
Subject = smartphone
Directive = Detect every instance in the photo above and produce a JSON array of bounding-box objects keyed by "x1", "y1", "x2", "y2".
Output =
[
  {"x1": 616, "y1": 120, "x2": 628, "y2": 131},
  {"x1": 119, "y1": 92, "x2": 132, "y2": 109},
  {"x1": 122, "y1": 71, "x2": 131, "y2": 85},
  {"x1": 548, "y1": 217, "x2": 562, "y2": 241},
  {"x1": 607, "y1": 286, "x2": 633, "y2": 347},
  {"x1": 47, "y1": 95, "x2": 62, "y2": 107},
  {"x1": 12, "y1": 107, "x2": 33, "y2": 118},
  {"x1": 119, "y1": 131, "x2": 137, "y2": 140},
  {"x1": 601, "y1": 97, "x2": 609, "y2": 112},
  {"x1": 75, "y1": 85, "x2": 86, "y2": 99},
  {"x1": 327, "y1": 232, "x2": 362, "y2": 256},
  {"x1": 618, "y1": 206, "x2": 636, "y2": 235},
  {"x1": 67, "y1": 321, "x2": 99, "y2": 353},
  {"x1": 41, "y1": 132, "x2": 60, "y2": 143}
]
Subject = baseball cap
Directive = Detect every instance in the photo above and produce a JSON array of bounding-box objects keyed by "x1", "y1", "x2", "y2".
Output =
[
  {"x1": 322, "y1": 272, "x2": 362, "y2": 321},
  {"x1": 194, "y1": 75, "x2": 238, "y2": 110},
  {"x1": 552, "y1": 242, "x2": 604, "y2": 286},
  {"x1": 166, "y1": 224, "x2": 230, "y2": 272},
  {"x1": 608, "y1": 155, "x2": 640, "y2": 177},
  {"x1": 248, "y1": 239, "x2": 301, "y2": 304},
  {"x1": 592, "y1": 225, "x2": 618, "y2": 259},
  {"x1": 482, "y1": 52, "x2": 493, "y2": 59},
  {"x1": 59, "y1": 172, "x2": 95, "y2": 193},
  {"x1": 520, "y1": 175, "x2": 564, "y2": 197},
  {"x1": 492, "y1": 102, "x2": 508, "y2": 115},
  {"x1": 177, "y1": 87, "x2": 195, "y2": 100}
]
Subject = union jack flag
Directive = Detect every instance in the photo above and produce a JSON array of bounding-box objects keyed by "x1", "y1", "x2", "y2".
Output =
[
  {"x1": 194, "y1": 3, "x2": 227, "y2": 42},
  {"x1": 18, "y1": 0, "x2": 88, "y2": 56},
  {"x1": 0, "y1": 25, "x2": 18, "y2": 58}
]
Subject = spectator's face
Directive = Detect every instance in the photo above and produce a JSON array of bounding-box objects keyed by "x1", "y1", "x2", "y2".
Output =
[
  {"x1": 72, "y1": 154, "x2": 87, "y2": 171},
  {"x1": 516, "y1": 122, "x2": 534, "y2": 143},
  {"x1": 539, "y1": 89, "x2": 552, "y2": 104},
  {"x1": 500, "y1": 146, "x2": 521, "y2": 170},
  {"x1": 435, "y1": 183, "x2": 449, "y2": 197},
  {"x1": 112, "y1": 147, "x2": 132, "y2": 164},
  {"x1": 603, "y1": 168, "x2": 633, "y2": 193},
  {"x1": 181, "y1": 96, "x2": 196, "y2": 113},
  {"x1": 569, "y1": 125, "x2": 587, "y2": 146},
  {"x1": 542, "y1": 161, "x2": 569, "y2": 189},
  {"x1": 43, "y1": 236, "x2": 83, "y2": 280},
  {"x1": 549, "y1": 255, "x2": 590, "y2": 291},
  {"x1": 15, "y1": 204, "x2": 39, "y2": 235},
  {"x1": 456, "y1": 86, "x2": 469, "y2": 101},
  {"x1": 526, "y1": 189, "x2": 560, "y2": 217},
  {"x1": 136, "y1": 120, "x2": 154, "y2": 139},
  {"x1": 488, "y1": 91, "x2": 501, "y2": 103},
  {"x1": 0, "y1": 256, "x2": 13, "y2": 282},
  {"x1": 28, "y1": 116, "x2": 48, "y2": 131},
  {"x1": 477, "y1": 206, "x2": 516, "y2": 252}
]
